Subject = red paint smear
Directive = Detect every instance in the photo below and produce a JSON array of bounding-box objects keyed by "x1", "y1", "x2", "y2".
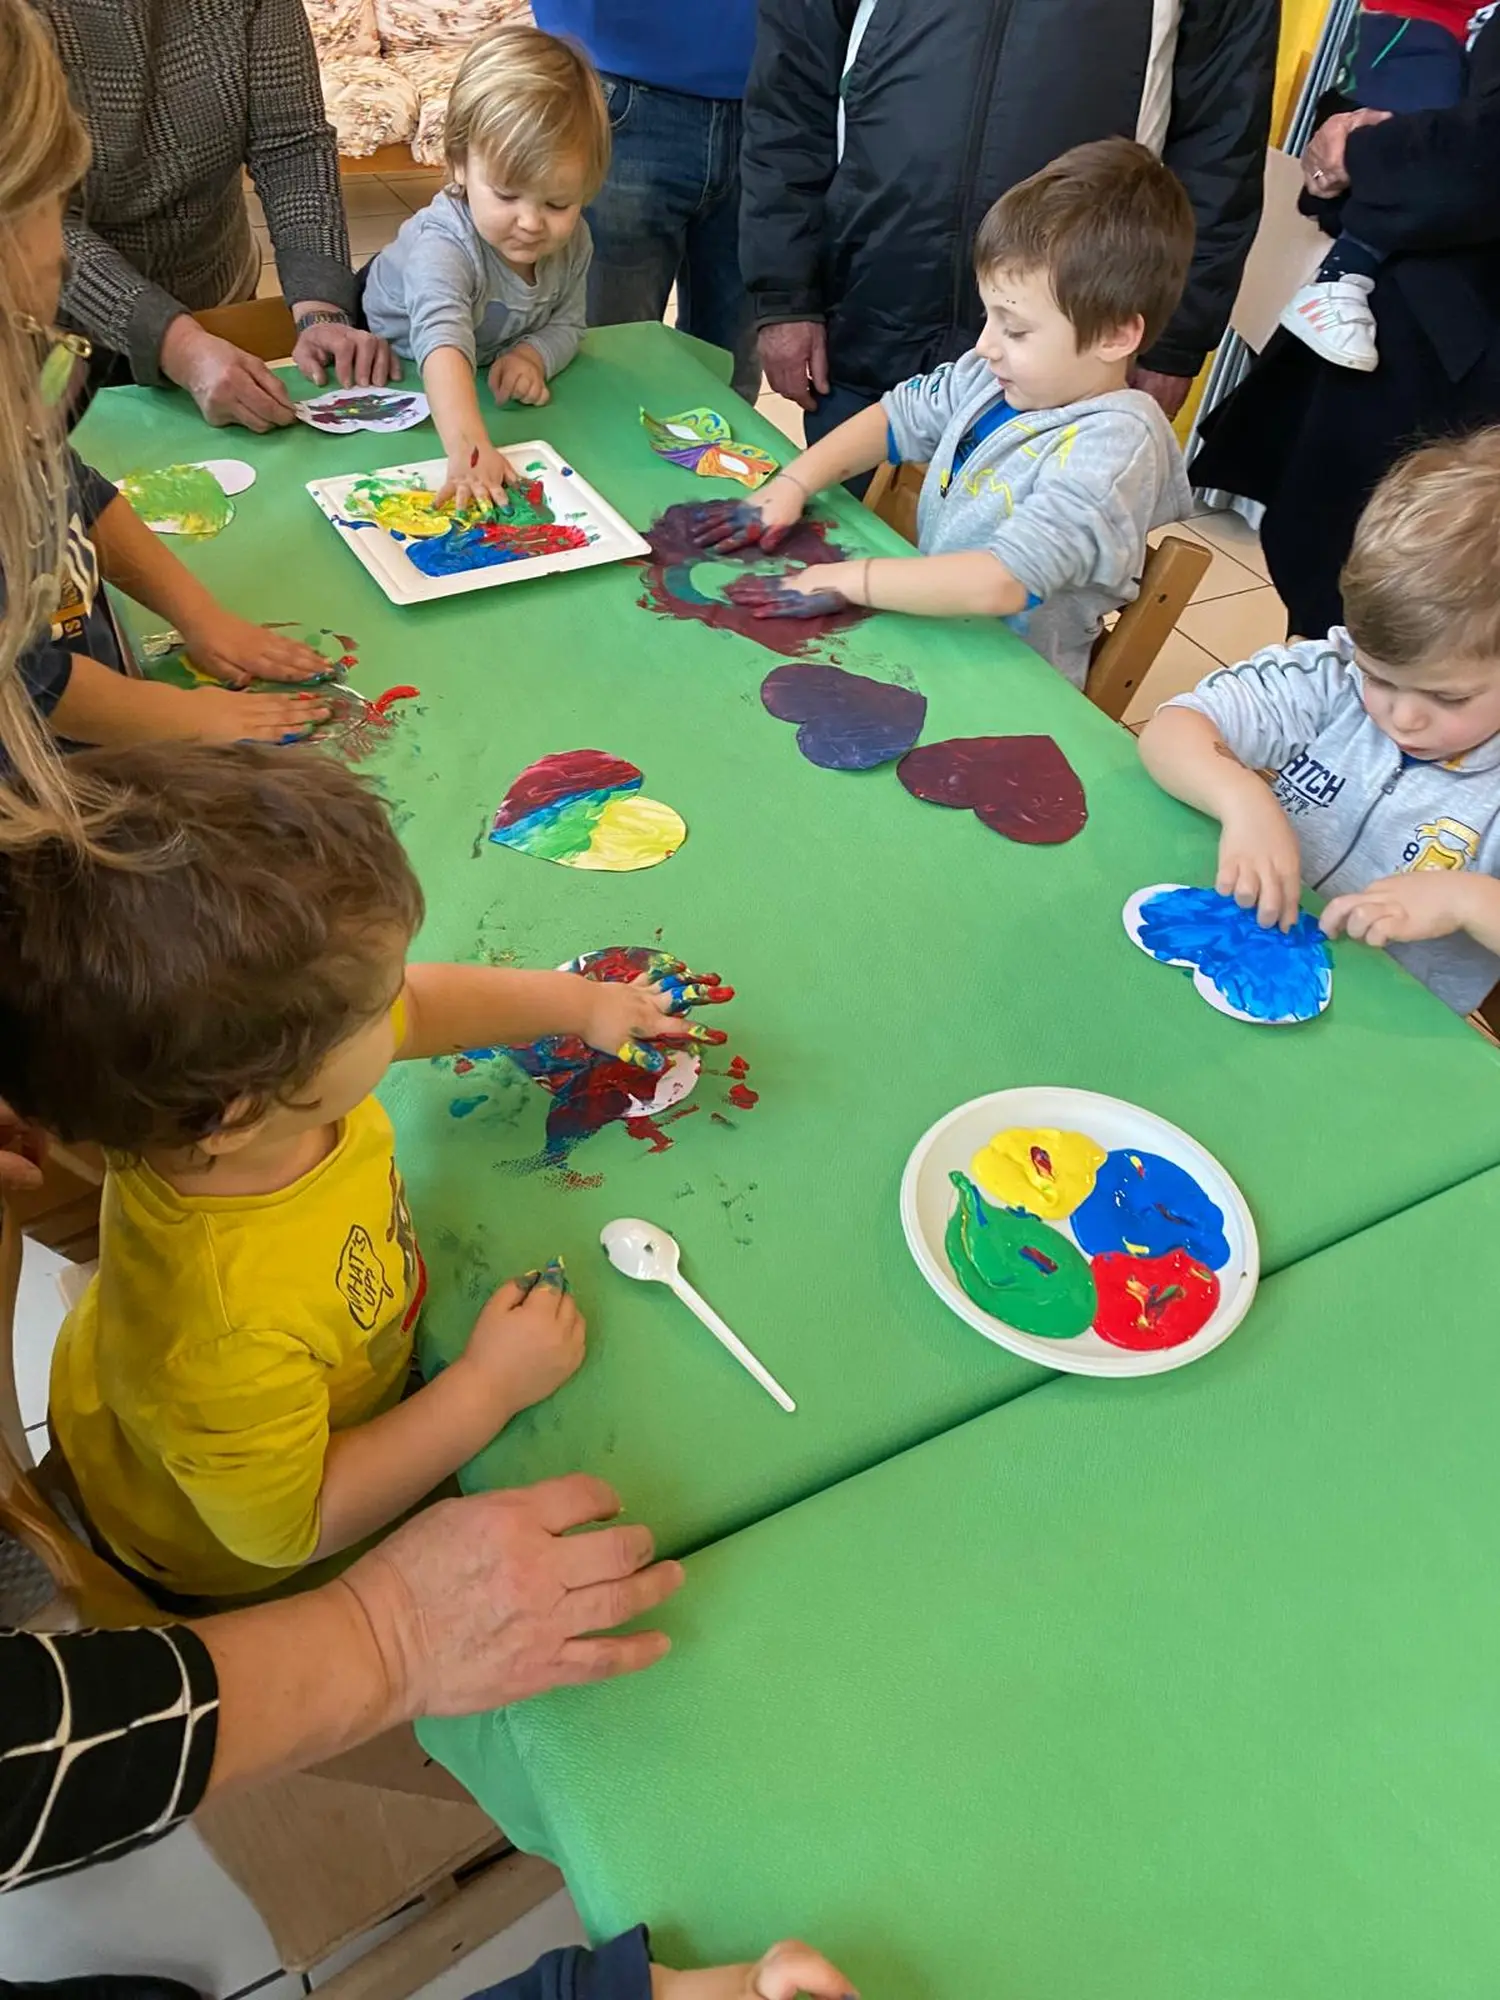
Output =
[
  {"x1": 728, "y1": 1055, "x2": 750, "y2": 1079},
  {"x1": 727, "y1": 1083, "x2": 759, "y2": 1110},
  {"x1": 371, "y1": 684, "x2": 420, "y2": 716},
  {"x1": 1091, "y1": 1248, "x2": 1219, "y2": 1351},
  {"x1": 1019, "y1": 1243, "x2": 1058, "y2": 1275},
  {"x1": 638, "y1": 504, "x2": 870, "y2": 662},
  {"x1": 661, "y1": 1104, "x2": 701, "y2": 1125},
  {"x1": 625, "y1": 1115, "x2": 673, "y2": 1153},
  {"x1": 453, "y1": 1056, "x2": 475, "y2": 1075},
  {"x1": 495, "y1": 749, "x2": 642, "y2": 825},
  {"x1": 1030, "y1": 1145, "x2": 1053, "y2": 1180}
]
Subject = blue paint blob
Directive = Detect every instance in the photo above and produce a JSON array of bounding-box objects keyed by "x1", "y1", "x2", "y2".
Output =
[
  {"x1": 409, "y1": 525, "x2": 532, "y2": 577},
  {"x1": 1135, "y1": 885, "x2": 1331, "y2": 1023},
  {"x1": 1071, "y1": 1149, "x2": 1231, "y2": 1270},
  {"x1": 450, "y1": 1094, "x2": 489, "y2": 1118}
]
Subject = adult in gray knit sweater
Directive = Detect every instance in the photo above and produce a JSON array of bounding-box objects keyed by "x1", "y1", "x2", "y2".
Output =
[
  {"x1": 696, "y1": 140, "x2": 1195, "y2": 691},
  {"x1": 36, "y1": 0, "x2": 395, "y2": 431}
]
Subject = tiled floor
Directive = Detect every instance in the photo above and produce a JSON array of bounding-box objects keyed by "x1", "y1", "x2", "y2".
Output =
[{"x1": 1, "y1": 174, "x2": 1285, "y2": 1999}]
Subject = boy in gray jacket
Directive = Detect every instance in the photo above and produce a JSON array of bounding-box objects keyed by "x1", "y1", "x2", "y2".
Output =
[
  {"x1": 1140, "y1": 430, "x2": 1500, "y2": 1015},
  {"x1": 700, "y1": 139, "x2": 1195, "y2": 688}
]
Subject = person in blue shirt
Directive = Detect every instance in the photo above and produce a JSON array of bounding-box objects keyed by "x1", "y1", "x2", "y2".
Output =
[{"x1": 531, "y1": 2, "x2": 759, "y2": 400}]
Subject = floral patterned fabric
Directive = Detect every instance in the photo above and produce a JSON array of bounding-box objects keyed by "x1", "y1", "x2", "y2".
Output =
[
  {"x1": 301, "y1": 0, "x2": 379, "y2": 59},
  {"x1": 373, "y1": 0, "x2": 531, "y2": 55},
  {"x1": 388, "y1": 48, "x2": 464, "y2": 164},
  {"x1": 320, "y1": 54, "x2": 419, "y2": 155}
]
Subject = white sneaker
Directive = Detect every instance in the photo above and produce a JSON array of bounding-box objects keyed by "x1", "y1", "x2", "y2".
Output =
[{"x1": 1279, "y1": 274, "x2": 1379, "y2": 372}]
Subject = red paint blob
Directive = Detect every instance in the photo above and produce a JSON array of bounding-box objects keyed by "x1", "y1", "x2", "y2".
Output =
[
  {"x1": 371, "y1": 684, "x2": 420, "y2": 716},
  {"x1": 728, "y1": 1056, "x2": 750, "y2": 1079},
  {"x1": 727, "y1": 1083, "x2": 759, "y2": 1110},
  {"x1": 625, "y1": 1115, "x2": 673, "y2": 1154},
  {"x1": 1091, "y1": 1248, "x2": 1219, "y2": 1351}
]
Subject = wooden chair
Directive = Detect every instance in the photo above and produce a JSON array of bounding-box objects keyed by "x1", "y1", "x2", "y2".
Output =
[
  {"x1": 1083, "y1": 535, "x2": 1212, "y2": 722},
  {"x1": 194, "y1": 295, "x2": 298, "y2": 362},
  {"x1": 862, "y1": 460, "x2": 924, "y2": 546}
]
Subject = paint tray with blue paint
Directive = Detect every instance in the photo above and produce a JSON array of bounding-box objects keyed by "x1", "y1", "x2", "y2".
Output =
[{"x1": 305, "y1": 442, "x2": 649, "y2": 607}]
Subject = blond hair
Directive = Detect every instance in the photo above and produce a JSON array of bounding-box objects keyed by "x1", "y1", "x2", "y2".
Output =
[
  {"x1": 444, "y1": 25, "x2": 610, "y2": 199},
  {"x1": 1342, "y1": 429, "x2": 1500, "y2": 671},
  {"x1": 0, "y1": 0, "x2": 119, "y2": 856}
]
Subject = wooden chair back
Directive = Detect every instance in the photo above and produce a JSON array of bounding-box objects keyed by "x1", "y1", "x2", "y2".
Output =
[
  {"x1": 194, "y1": 296, "x2": 298, "y2": 362},
  {"x1": 0, "y1": 1196, "x2": 157, "y2": 1629},
  {"x1": 1084, "y1": 534, "x2": 1212, "y2": 723},
  {"x1": 862, "y1": 460, "x2": 924, "y2": 545}
]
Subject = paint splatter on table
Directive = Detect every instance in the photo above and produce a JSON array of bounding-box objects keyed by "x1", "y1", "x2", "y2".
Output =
[{"x1": 638, "y1": 502, "x2": 871, "y2": 660}]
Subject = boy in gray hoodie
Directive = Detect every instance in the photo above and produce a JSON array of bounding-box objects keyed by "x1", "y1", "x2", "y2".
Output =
[
  {"x1": 698, "y1": 138, "x2": 1195, "y2": 688},
  {"x1": 1140, "y1": 429, "x2": 1500, "y2": 1015}
]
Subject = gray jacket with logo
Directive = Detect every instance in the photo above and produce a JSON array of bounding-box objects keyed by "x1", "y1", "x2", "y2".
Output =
[
  {"x1": 883, "y1": 356, "x2": 1192, "y2": 687},
  {"x1": 1168, "y1": 628, "x2": 1500, "y2": 1013}
]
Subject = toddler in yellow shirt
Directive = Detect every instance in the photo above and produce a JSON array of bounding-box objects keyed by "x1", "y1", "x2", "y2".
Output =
[{"x1": 0, "y1": 742, "x2": 726, "y2": 1601}]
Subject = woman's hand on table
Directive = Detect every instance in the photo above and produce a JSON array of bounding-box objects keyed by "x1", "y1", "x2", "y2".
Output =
[
  {"x1": 179, "y1": 610, "x2": 333, "y2": 687},
  {"x1": 488, "y1": 343, "x2": 550, "y2": 408},
  {"x1": 191, "y1": 686, "x2": 331, "y2": 743},
  {"x1": 458, "y1": 1269, "x2": 586, "y2": 1419},
  {"x1": 160, "y1": 318, "x2": 297, "y2": 431},
  {"x1": 578, "y1": 970, "x2": 734, "y2": 1073},
  {"x1": 1216, "y1": 792, "x2": 1304, "y2": 930},
  {"x1": 653, "y1": 1940, "x2": 859, "y2": 2000},
  {"x1": 436, "y1": 440, "x2": 521, "y2": 514},
  {"x1": 1302, "y1": 108, "x2": 1392, "y2": 197},
  {"x1": 339, "y1": 1474, "x2": 685, "y2": 1715}
]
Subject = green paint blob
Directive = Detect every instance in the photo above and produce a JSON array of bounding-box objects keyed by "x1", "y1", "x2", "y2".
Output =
[
  {"x1": 944, "y1": 1171, "x2": 1097, "y2": 1340},
  {"x1": 121, "y1": 463, "x2": 234, "y2": 538}
]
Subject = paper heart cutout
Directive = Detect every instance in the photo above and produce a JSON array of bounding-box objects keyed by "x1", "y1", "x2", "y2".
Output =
[
  {"x1": 490, "y1": 750, "x2": 685, "y2": 871},
  {"x1": 296, "y1": 388, "x2": 431, "y2": 434},
  {"x1": 897, "y1": 735, "x2": 1087, "y2": 844},
  {"x1": 1123, "y1": 883, "x2": 1332, "y2": 1025},
  {"x1": 759, "y1": 663, "x2": 927, "y2": 770}
]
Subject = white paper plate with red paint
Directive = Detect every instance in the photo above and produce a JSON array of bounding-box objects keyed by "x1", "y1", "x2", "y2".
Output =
[{"x1": 900, "y1": 1086, "x2": 1259, "y2": 1377}]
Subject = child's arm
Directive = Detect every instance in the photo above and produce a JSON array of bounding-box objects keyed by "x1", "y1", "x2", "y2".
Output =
[
  {"x1": 738, "y1": 547, "x2": 1030, "y2": 621},
  {"x1": 49, "y1": 652, "x2": 329, "y2": 747},
  {"x1": 91, "y1": 494, "x2": 330, "y2": 685},
  {"x1": 652, "y1": 1940, "x2": 857, "y2": 2000},
  {"x1": 313, "y1": 1274, "x2": 582, "y2": 1560},
  {"x1": 702, "y1": 405, "x2": 892, "y2": 549},
  {"x1": 398, "y1": 961, "x2": 730, "y2": 1071},
  {"x1": 424, "y1": 345, "x2": 519, "y2": 511},
  {"x1": 1137, "y1": 705, "x2": 1304, "y2": 930},
  {"x1": 1322, "y1": 870, "x2": 1500, "y2": 957}
]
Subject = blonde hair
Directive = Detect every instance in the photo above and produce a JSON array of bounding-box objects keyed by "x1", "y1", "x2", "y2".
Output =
[
  {"x1": 0, "y1": 0, "x2": 118, "y2": 856},
  {"x1": 444, "y1": 25, "x2": 610, "y2": 200},
  {"x1": 1342, "y1": 428, "x2": 1500, "y2": 671}
]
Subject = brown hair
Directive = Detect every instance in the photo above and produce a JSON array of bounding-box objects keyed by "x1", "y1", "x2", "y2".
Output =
[
  {"x1": 1342, "y1": 428, "x2": 1500, "y2": 671},
  {"x1": 972, "y1": 137, "x2": 1195, "y2": 353},
  {"x1": 444, "y1": 24, "x2": 610, "y2": 199},
  {"x1": 0, "y1": 743, "x2": 424, "y2": 1153}
]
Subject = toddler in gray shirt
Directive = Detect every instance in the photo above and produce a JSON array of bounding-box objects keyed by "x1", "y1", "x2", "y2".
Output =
[{"x1": 362, "y1": 25, "x2": 609, "y2": 514}]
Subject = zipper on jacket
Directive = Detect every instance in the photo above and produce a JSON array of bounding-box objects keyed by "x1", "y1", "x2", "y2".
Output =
[
  {"x1": 1311, "y1": 753, "x2": 1404, "y2": 892},
  {"x1": 947, "y1": 0, "x2": 1018, "y2": 330}
]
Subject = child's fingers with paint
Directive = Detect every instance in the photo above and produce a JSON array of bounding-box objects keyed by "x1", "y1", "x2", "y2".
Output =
[
  {"x1": 437, "y1": 442, "x2": 521, "y2": 514},
  {"x1": 193, "y1": 687, "x2": 331, "y2": 744},
  {"x1": 726, "y1": 568, "x2": 852, "y2": 621},
  {"x1": 180, "y1": 610, "x2": 331, "y2": 686},
  {"x1": 585, "y1": 972, "x2": 734, "y2": 1072},
  {"x1": 460, "y1": 1269, "x2": 586, "y2": 1417},
  {"x1": 1215, "y1": 797, "x2": 1304, "y2": 931}
]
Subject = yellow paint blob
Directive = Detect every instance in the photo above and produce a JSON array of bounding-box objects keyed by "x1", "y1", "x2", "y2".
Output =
[
  {"x1": 572, "y1": 793, "x2": 686, "y2": 872},
  {"x1": 969, "y1": 1127, "x2": 1106, "y2": 1221}
]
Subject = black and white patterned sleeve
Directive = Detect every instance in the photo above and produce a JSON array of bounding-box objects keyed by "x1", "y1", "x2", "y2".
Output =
[{"x1": 1, "y1": 1622, "x2": 219, "y2": 1891}]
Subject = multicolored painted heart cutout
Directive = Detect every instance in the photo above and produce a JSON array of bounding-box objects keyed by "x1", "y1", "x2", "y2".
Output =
[
  {"x1": 897, "y1": 735, "x2": 1087, "y2": 844},
  {"x1": 490, "y1": 750, "x2": 686, "y2": 871},
  {"x1": 760, "y1": 663, "x2": 927, "y2": 770}
]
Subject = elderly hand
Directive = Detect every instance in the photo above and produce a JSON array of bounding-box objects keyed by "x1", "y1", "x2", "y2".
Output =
[
  {"x1": 292, "y1": 311, "x2": 400, "y2": 391},
  {"x1": 340, "y1": 1475, "x2": 685, "y2": 1717},
  {"x1": 758, "y1": 321, "x2": 831, "y2": 412},
  {"x1": 160, "y1": 317, "x2": 296, "y2": 431},
  {"x1": 1129, "y1": 366, "x2": 1193, "y2": 420},
  {"x1": 1302, "y1": 108, "x2": 1393, "y2": 198}
]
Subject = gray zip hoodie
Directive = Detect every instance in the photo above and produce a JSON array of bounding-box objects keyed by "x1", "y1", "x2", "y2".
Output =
[
  {"x1": 881, "y1": 353, "x2": 1192, "y2": 687},
  {"x1": 362, "y1": 191, "x2": 590, "y2": 374},
  {"x1": 1168, "y1": 628, "x2": 1500, "y2": 1013}
]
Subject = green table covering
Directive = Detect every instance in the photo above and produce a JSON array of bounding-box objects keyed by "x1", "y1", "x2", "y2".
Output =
[
  {"x1": 420, "y1": 1164, "x2": 1500, "y2": 1999},
  {"x1": 77, "y1": 323, "x2": 1500, "y2": 1563}
]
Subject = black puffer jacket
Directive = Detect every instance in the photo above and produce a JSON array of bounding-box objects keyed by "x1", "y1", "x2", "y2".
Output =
[{"x1": 741, "y1": 0, "x2": 1279, "y2": 395}]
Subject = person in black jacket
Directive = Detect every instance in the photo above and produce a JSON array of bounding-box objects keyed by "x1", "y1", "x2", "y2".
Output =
[
  {"x1": 1191, "y1": 12, "x2": 1500, "y2": 638},
  {"x1": 740, "y1": 0, "x2": 1278, "y2": 440}
]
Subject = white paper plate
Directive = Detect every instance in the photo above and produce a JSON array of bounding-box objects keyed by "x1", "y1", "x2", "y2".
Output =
[
  {"x1": 900, "y1": 1086, "x2": 1259, "y2": 1378},
  {"x1": 306, "y1": 442, "x2": 649, "y2": 606}
]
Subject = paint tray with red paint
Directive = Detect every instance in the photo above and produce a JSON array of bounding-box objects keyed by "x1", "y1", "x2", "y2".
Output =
[{"x1": 900, "y1": 1086, "x2": 1259, "y2": 1378}]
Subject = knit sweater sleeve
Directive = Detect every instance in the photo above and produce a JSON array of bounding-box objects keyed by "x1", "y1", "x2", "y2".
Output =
[{"x1": 244, "y1": 0, "x2": 356, "y2": 315}]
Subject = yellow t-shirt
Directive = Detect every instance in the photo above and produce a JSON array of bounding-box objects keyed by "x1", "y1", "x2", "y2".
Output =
[{"x1": 49, "y1": 1094, "x2": 426, "y2": 1599}]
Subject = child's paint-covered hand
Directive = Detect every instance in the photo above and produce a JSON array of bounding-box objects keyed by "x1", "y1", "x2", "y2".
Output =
[
  {"x1": 1321, "y1": 870, "x2": 1481, "y2": 950},
  {"x1": 178, "y1": 609, "x2": 332, "y2": 687},
  {"x1": 461, "y1": 1268, "x2": 586, "y2": 1418},
  {"x1": 488, "y1": 343, "x2": 550, "y2": 408},
  {"x1": 576, "y1": 969, "x2": 734, "y2": 1075},
  {"x1": 689, "y1": 477, "x2": 803, "y2": 555},
  {"x1": 1216, "y1": 790, "x2": 1303, "y2": 931},
  {"x1": 437, "y1": 441, "x2": 521, "y2": 514},
  {"x1": 725, "y1": 566, "x2": 852, "y2": 621},
  {"x1": 193, "y1": 687, "x2": 331, "y2": 744}
]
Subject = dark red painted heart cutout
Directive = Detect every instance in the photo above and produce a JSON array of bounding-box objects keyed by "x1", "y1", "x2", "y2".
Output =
[{"x1": 896, "y1": 735, "x2": 1087, "y2": 844}]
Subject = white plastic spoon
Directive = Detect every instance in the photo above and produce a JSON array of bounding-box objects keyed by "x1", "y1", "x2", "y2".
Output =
[{"x1": 599, "y1": 1218, "x2": 796, "y2": 1413}]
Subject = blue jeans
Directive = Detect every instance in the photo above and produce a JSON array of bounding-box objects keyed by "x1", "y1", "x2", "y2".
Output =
[
  {"x1": 589, "y1": 75, "x2": 759, "y2": 402},
  {"x1": 804, "y1": 381, "x2": 879, "y2": 497}
]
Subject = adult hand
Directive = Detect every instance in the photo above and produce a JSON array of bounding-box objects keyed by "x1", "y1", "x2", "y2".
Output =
[
  {"x1": 340, "y1": 1476, "x2": 685, "y2": 1716},
  {"x1": 292, "y1": 311, "x2": 400, "y2": 391},
  {"x1": 160, "y1": 317, "x2": 297, "y2": 432},
  {"x1": 1321, "y1": 870, "x2": 1474, "y2": 949},
  {"x1": 1216, "y1": 792, "x2": 1304, "y2": 930},
  {"x1": 489, "y1": 344, "x2": 551, "y2": 407},
  {"x1": 0, "y1": 1103, "x2": 45, "y2": 1192},
  {"x1": 1129, "y1": 367, "x2": 1193, "y2": 420},
  {"x1": 1301, "y1": 108, "x2": 1392, "y2": 198},
  {"x1": 758, "y1": 321, "x2": 830, "y2": 412}
]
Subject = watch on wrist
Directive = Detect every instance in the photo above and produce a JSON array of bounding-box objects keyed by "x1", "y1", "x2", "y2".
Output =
[{"x1": 294, "y1": 309, "x2": 352, "y2": 334}]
